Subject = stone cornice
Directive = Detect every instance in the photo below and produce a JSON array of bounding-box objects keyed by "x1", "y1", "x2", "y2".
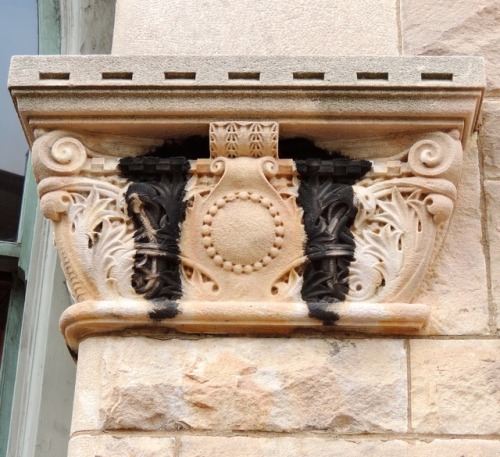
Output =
[{"x1": 10, "y1": 56, "x2": 483, "y2": 148}]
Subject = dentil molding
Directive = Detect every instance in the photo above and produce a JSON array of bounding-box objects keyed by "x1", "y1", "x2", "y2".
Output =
[{"x1": 9, "y1": 56, "x2": 484, "y2": 352}]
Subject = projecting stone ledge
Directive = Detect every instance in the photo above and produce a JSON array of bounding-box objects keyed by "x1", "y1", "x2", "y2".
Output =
[{"x1": 61, "y1": 299, "x2": 430, "y2": 353}]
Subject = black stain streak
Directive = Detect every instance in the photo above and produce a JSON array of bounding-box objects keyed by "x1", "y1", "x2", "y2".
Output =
[
  {"x1": 307, "y1": 302, "x2": 340, "y2": 326},
  {"x1": 148, "y1": 300, "x2": 181, "y2": 321},
  {"x1": 292, "y1": 140, "x2": 371, "y2": 324},
  {"x1": 119, "y1": 156, "x2": 189, "y2": 301},
  {"x1": 118, "y1": 137, "x2": 372, "y2": 325}
]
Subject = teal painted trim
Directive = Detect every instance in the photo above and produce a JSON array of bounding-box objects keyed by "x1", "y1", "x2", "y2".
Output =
[
  {"x1": 38, "y1": 0, "x2": 61, "y2": 54},
  {"x1": 0, "y1": 276, "x2": 25, "y2": 457},
  {"x1": 17, "y1": 161, "x2": 38, "y2": 279},
  {"x1": 0, "y1": 243, "x2": 20, "y2": 259}
]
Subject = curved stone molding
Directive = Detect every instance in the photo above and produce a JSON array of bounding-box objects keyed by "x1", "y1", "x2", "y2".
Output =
[{"x1": 60, "y1": 300, "x2": 430, "y2": 353}]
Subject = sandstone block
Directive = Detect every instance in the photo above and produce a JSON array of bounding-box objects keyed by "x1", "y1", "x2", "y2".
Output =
[
  {"x1": 178, "y1": 436, "x2": 500, "y2": 457},
  {"x1": 401, "y1": 0, "x2": 500, "y2": 91},
  {"x1": 73, "y1": 336, "x2": 408, "y2": 434},
  {"x1": 67, "y1": 435, "x2": 500, "y2": 457},
  {"x1": 482, "y1": 101, "x2": 500, "y2": 179},
  {"x1": 113, "y1": 0, "x2": 399, "y2": 56},
  {"x1": 485, "y1": 180, "x2": 500, "y2": 329},
  {"x1": 413, "y1": 135, "x2": 489, "y2": 334},
  {"x1": 179, "y1": 436, "x2": 408, "y2": 457},
  {"x1": 408, "y1": 439, "x2": 500, "y2": 457},
  {"x1": 68, "y1": 435, "x2": 176, "y2": 457},
  {"x1": 411, "y1": 339, "x2": 500, "y2": 434}
]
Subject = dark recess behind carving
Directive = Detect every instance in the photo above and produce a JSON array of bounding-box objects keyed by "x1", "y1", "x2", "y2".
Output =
[{"x1": 142, "y1": 136, "x2": 349, "y2": 161}]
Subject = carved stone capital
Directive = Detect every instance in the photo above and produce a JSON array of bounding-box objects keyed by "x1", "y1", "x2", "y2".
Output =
[
  {"x1": 28, "y1": 123, "x2": 466, "y2": 352},
  {"x1": 10, "y1": 56, "x2": 484, "y2": 352}
]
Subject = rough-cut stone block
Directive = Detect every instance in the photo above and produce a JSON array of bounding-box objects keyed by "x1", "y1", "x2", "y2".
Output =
[
  {"x1": 73, "y1": 337, "x2": 408, "y2": 434},
  {"x1": 413, "y1": 135, "x2": 489, "y2": 334},
  {"x1": 482, "y1": 101, "x2": 500, "y2": 179},
  {"x1": 178, "y1": 436, "x2": 500, "y2": 457},
  {"x1": 68, "y1": 435, "x2": 176, "y2": 457},
  {"x1": 411, "y1": 340, "x2": 500, "y2": 434},
  {"x1": 113, "y1": 0, "x2": 399, "y2": 56},
  {"x1": 485, "y1": 180, "x2": 500, "y2": 329},
  {"x1": 402, "y1": 0, "x2": 500, "y2": 91}
]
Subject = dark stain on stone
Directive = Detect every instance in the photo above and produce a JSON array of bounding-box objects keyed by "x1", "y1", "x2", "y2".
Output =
[
  {"x1": 297, "y1": 156, "x2": 371, "y2": 304},
  {"x1": 307, "y1": 302, "x2": 340, "y2": 325},
  {"x1": 148, "y1": 300, "x2": 180, "y2": 321},
  {"x1": 120, "y1": 157, "x2": 188, "y2": 300}
]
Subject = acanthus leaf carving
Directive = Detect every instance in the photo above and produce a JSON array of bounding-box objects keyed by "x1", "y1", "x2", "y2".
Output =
[
  {"x1": 347, "y1": 131, "x2": 463, "y2": 304},
  {"x1": 34, "y1": 133, "x2": 138, "y2": 302}
]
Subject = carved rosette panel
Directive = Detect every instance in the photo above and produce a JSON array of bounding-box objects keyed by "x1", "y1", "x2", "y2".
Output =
[{"x1": 181, "y1": 123, "x2": 304, "y2": 302}]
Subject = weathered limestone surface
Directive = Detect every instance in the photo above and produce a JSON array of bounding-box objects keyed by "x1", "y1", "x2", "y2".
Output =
[
  {"x1": 67, "y1": 435, "x2": 500, "y2": 457},
  {"x1": 482, "y1": 101, "x2": 500, "y2": 180},
  {"x1": 413, "y1": 135, "x2": 489, "y2": 334},
  {"x1": 179, "y1": 437, "x2": 407, "y2": 457},
  {"x1": 72, "y1": 337, "x2": 408, "y2": 434},
  {"x1": 68, "y1": 435, "x2": 176, "y2": 457},
  {"x1": 485, "y1": 180, "x2": 500, "y2": 329},
  {"x1": 113, "y1": 0, "x2": 399, "y2": 56},
  {"x1": 401, "y1": 0, "x2": 500, "y2": 91},
  {"x1": 411, "y1": 340, "x2": 500, "y2": 434},
  {"x1": 179, "y1": 436, "x2": 500, "y2": 457}
]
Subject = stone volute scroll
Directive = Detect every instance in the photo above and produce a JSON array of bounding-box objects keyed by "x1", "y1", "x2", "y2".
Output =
[{"x1": 9, "y1": 56, "x2": 484, "y2": 352}]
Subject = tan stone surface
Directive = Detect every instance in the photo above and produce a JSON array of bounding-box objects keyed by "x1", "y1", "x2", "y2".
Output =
[
  {"x1": 73, "y1": 337, "x2": 407, "y2": 434},
  {"x1": 179, "y1": 436, "x2": 500, "y2": 457},
  {"x1": 482, "y1": 101, "x2": 500, "y2": 180},
  {"x1": 411, "y1": 339, "x2": 500, "y2": 434},
  {"x1": 401, "y1": 0, "x2": 500, "y2": 91},
  {"x1": 408, "y1": 440, "x2": 500, "y2": 457},
  {"x1": 413, "y1": 135, "x2": 489, "y2": 334},
  {"x1": 485, "y1": 180, "x2": 500, "y2": 330},
  {"x1": 113, "y1": 0, "x2": 399, "y2": 56},
  {"x1": 179, "y1": 436, "x2": 408, "y2": 456},
  {"x1": 70, "y1": 337, "x2": 105, "y2": 434},
  {"x1": 68, "y1": 435, "x2": 176, "y2": 457}
]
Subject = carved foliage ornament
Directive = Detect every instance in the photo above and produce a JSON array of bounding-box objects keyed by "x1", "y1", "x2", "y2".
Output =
[{"x1": 32, "y1": 123, "x2": 463, "y2": 329}]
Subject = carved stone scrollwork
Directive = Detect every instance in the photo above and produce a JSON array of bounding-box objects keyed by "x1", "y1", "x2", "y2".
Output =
[
  {"x1": 32, "y1": 123, "x2": 464, "y2": 345},
  {"x1": 347, "y1": 131, "x2": 463, "y2": 304},
  {"x1": 180, "y1": 151, "x2": 305, "y2": 302},
  {"x1": 32, "y1": 131, "x2": 158, "y2": 302}
]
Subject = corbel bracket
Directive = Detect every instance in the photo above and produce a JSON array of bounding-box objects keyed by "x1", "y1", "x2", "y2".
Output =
[{"x1": 9, "y1": 56, "x2": 484, "y2": 352}]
